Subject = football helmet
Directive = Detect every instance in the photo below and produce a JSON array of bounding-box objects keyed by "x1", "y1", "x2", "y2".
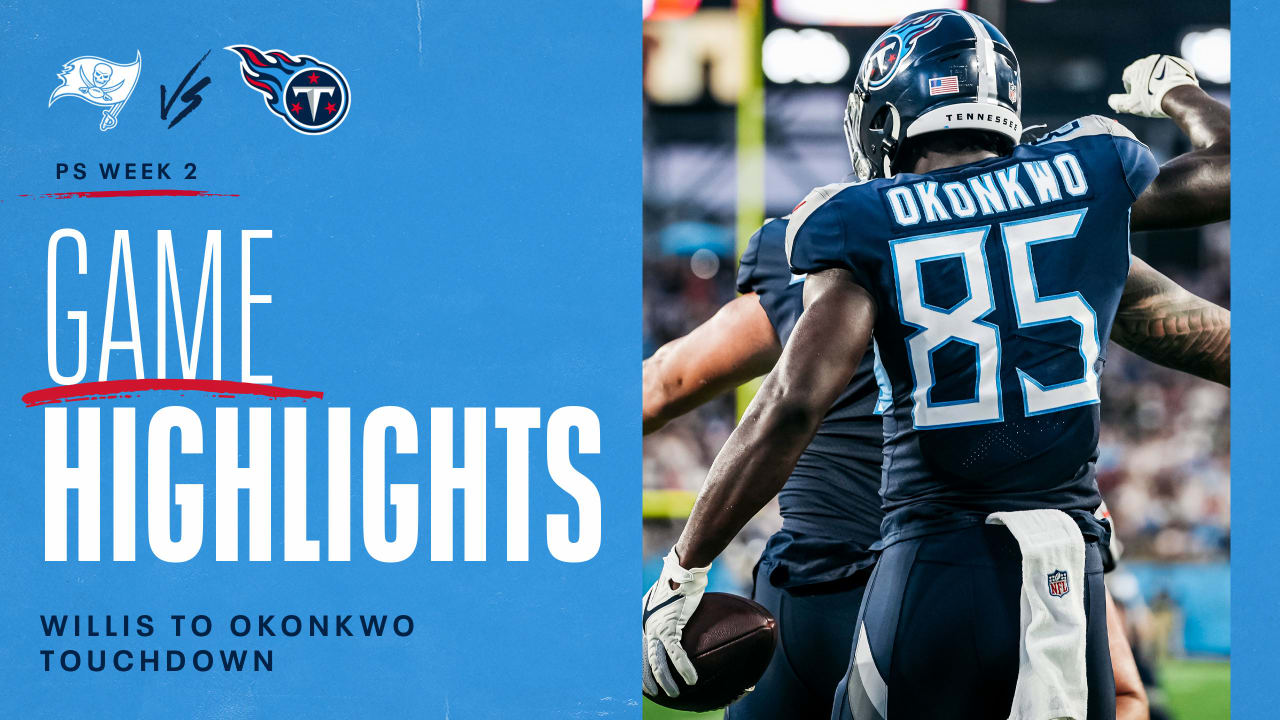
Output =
[{"x1": 845, "y1": 9, "x2": 1022, "y2": 180}]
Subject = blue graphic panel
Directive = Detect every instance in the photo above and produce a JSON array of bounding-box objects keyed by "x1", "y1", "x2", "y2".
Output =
[
  {"x1": 1234, "y1": 0, "x2": 1274, "y2": 712},
  {"x1": 0, "y1": 1, "x2": 639, "y2": 717}
]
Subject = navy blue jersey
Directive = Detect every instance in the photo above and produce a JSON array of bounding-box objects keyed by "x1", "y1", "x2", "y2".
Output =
[
  {"x1": 736, "y1": 217, "x2": 884, "y2": 587},
  {"x1": 786, "y1": 116, "x2": 1158, "y2": 545}
]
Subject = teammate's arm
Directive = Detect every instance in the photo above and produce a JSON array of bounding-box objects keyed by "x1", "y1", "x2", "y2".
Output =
[
  {"x1": 1109, "y1": 55, "x2": 1230, "y2": 231},
  {"x1": 1112, "y1": 256, "x2": 1229, "y2": 386},
  {"x1": 643, "y1": 293, "x2": 781, "y2": 435},
  {"x1": 676, "y1": 268, "x2": 875, "y2": 568},
  {"x1": 1108, "y1": 590, "x2": 1151, "y2": 720}
]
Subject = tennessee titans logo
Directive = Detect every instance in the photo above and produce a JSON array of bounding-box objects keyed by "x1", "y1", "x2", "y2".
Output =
[
  {"x1": 1047, "y1": 569, "x2": 1069, "y2": 598},
  {"x1": 226, "y1": 45, "x2": 350, "y2": 135},
  {"x1": 864, "y1": 12, "x2": 946, "y2": 90}
]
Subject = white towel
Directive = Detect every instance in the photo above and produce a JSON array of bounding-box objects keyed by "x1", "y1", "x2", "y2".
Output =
[{"x1": 986, "y1": 509, "x2": 1089, "y2": 720}]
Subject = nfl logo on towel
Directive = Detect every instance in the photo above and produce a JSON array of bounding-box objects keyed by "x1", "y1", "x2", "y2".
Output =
[
  {"x1": 928, "y1": 75, "x2": 959, "y2": 95},
  {"x1": 1047, "y1": 570, "x2": 1070, "y2": 598}
]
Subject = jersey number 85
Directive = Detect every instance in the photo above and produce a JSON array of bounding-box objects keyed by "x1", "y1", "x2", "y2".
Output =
[{"x1": 890, "y1": 209, "x2": 1099, "y2": 429}]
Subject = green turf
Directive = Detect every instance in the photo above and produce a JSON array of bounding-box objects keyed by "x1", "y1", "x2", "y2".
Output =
[
  {"x1": 1160, "y1": 658, "x2": 1230, "y2": 719},
  {"x1": 642, "y1": 699, "x2": 721, "y2": 720},
  {"x1": 642, "y1": 659, "x2": 1230, "y2": 720}
]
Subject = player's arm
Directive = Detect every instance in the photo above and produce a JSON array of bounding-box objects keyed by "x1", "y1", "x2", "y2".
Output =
[
  {"x1": 1109, "y1": 55, "x2": 1230, "y2": 231},
  {"x1": 642, "y1": 268, "x2": 874, "y2": 697},
  {"x1": 1108, "y1": 590, "x2": 1151, "y2": 720},
  {"x1": 675, "y1": 268, "x2": 874, "y2": 568},
  {"x1": 643, "y1": 293, "x2": 781, "y2": 435},
  {"x1": 1130, "y1": 84, "x2": 1229, "y2": 230},
  {"x1": 1112, "y1": 256, "x2": 1229, "y2": 386}
]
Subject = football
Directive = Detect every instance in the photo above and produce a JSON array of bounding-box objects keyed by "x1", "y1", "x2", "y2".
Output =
[{"x1": 646, "y1": 592, "x2": 779, "y2": 713}]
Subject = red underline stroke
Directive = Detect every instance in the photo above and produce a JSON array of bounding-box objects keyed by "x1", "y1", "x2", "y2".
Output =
[
  {"x1": 23, "y1": 380, "x2": 323, "y2": 408},
  {"x1": 14, "y1": 189, "x2": 239, "y2": 200}
]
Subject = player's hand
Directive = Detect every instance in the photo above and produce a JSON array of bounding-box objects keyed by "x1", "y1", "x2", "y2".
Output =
[
  {"x1": 1107, "y1": 54, "x2": 1199, "y2": 118},
  {"x1": 641, "y1": 548, "x2": 710, "y2": 697}
]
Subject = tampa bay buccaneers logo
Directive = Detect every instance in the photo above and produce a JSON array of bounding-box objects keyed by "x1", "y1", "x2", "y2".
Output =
[
  {"x1": 864, "y1": 12, "x2": 946, "y2": 90},
  {"x1": 226, "y1": 45, "x2": 350, "y2": 135}
]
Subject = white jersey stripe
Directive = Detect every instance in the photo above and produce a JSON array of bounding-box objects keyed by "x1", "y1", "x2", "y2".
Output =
[{"x1": 958, "y1": 10, "x2": 998, "y2": 104}]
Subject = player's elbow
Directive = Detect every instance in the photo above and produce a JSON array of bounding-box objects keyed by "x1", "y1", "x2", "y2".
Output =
[
  {"x1": 1205, "y1": 118, "x2": 1230, "y2": 155},
  {"x1": 746, "y1": 382, "x2": 823, "y2": 440},
  {"x1": 775, "y1": 400, "x2": 823, "y2": 438}
]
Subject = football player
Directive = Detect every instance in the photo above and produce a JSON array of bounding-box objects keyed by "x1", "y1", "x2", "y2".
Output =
[
  {"x1": 650, "y1": 7, "x2": 1228, "y2": 717},
  {"x1": 643, "y1": 60, "x2": 1227, "y2": 716}
]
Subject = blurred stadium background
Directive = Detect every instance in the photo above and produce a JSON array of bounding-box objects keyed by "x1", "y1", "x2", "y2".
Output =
[{"x1": 641, "y1": 0, "x2": 1229, "y2": 717}]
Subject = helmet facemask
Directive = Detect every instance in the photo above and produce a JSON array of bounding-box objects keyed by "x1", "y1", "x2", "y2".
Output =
[
  {"x1": 844, "y1": 90, "x2": 903, "y2": 182},
  {"x1": 843, "y1": 91, "x2": 872, "y2": 182}
]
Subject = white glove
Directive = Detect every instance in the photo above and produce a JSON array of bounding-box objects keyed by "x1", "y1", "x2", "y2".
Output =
[
  {"x1": 641, "y1": 548, "x2": 710, "y2": 698},
  {"x1": 1107, "y1": 54, "x2": 1199, "y2": 118}
]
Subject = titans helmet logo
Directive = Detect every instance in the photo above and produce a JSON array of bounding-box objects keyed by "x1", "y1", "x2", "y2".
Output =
[
  {"x1": 226, "y1": 45, "x2": 350, "y2": 135},
  {"x1": 864, "y1": 12, "x2": 946, "y2": 91}
]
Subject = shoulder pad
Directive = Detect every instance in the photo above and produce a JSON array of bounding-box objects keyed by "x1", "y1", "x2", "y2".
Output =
[
  {"x1": 784, "y1": 182, "x2": 858, "y2": 264},
  {"x1": 1032, "y1": 115, "x2": 1139, "y2": 145}
]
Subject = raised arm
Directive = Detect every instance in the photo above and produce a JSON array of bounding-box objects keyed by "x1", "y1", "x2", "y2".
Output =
[
  {"x1": 1112, "y1": 255, "x2": 1229, "y2": 386},
  {"x1": 1130, "y1": 84, "x2": 1229, "y2": 230},
  {"x1": 1108, "y1": 55, "x2": 1230, "y2": 231},
  {"x1": 1161, "y1": 83, "x2": 1230, "y2": 153},
  {"x1": 643, "y1": 293, "x2": 781, "y2": 435}
]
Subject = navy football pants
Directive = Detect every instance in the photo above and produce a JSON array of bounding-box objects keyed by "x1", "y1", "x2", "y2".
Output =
[
  {"x1": 724, "y1": 567, "x2": 867, "y2": 720},
  {"x1": 832, "y1": 524, "x2": 1112, "y2": 720}
]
